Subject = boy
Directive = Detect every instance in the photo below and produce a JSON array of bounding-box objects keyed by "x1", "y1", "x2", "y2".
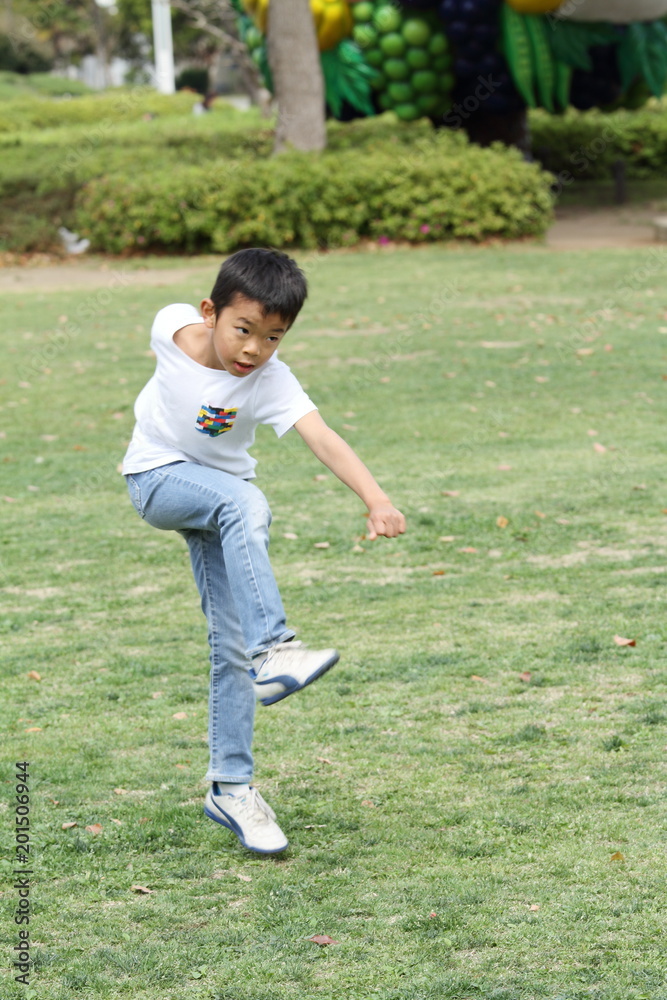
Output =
[{"x1": 123, "y1": 248, "x2": 405, "y2": 854}]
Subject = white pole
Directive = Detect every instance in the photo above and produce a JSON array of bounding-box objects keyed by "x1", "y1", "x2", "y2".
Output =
[{"x1": 151, "y1": 0, "x2": 175, "y2": 94}]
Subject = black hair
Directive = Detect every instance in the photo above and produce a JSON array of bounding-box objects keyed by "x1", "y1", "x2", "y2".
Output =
[{"x1": 209, "y1": 248, "x2": 307, "y2": 327}]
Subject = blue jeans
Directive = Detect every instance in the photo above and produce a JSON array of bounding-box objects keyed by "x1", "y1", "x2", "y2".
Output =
[{"x1": 125, "y1": 461, "x2": 295, "y2": 783}]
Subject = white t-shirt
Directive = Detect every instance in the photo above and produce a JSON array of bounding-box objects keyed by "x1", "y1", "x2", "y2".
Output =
[{"x1": 122, "y1": 303, "x2": 317, "y2": 479}]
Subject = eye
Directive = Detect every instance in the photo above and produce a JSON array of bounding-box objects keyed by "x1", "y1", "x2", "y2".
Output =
[
  {"x1": 235, "y1": 326, "x2": 249, "y2": 335},
  {"x1": 267, "y1": 335, "x2": 280, "y2": 343}
]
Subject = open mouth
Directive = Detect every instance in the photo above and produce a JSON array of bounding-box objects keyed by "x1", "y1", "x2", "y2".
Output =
[{"x1": 233, "y1": 361, "x2": 255, "y2": 373}]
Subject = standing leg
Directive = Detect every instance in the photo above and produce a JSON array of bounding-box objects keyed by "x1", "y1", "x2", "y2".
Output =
[{"x1": 182, "y1": 528, "x2": 255, "y2": 783}]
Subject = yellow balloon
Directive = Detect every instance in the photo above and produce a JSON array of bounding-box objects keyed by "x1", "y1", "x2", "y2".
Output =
[
  {"x1": 242, "y1": 0, "x2": 352, "y2": 50},
  {"x1": 505, "y1": 0, "x2": 562, "y2": 11}
]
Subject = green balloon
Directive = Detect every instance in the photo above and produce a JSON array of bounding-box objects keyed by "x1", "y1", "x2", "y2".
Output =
[
  {"x1": 371, "y1": 71, "x2": 386, "y2": 91},
  {"x1": 401, "y1": 19, "x2": 431, "y2": 47},
  {"x1": 406, "y1": 47, "x2": 430, "y2": 70},
  {"x1": 353, "y1": 23, "x2": 377, "y2": 49},
  {"x1": 388, "y1": 81, "x2": 414, "y2": 103},
  {"x1": 416, "y1": 92, "x2": 441, "y2": 113},
  {"x1": 364, "y1": 47, "x2": 384, "y2": 68},
  {"x1": 394, "y1": 102, "x2": 420, "y2": 121},
  {"x1": 412, "y1": 70, "x2": 437, "y2": 94},
  {"x1": 432, "y1": 53, "x2": 452, "y2": 73},
  {"x1": 245, "y1": 26, "x2": 263, "y2": 50},
  {"x1": 384, "y1": 58, "x2": 410, "y2": 82},
  {"x1": 352, "y1": 1, "x2": 374, "y2": 23},
  {"x1": 373, "y1": 5, "x2": 402, "y2": 33},
  {"x1": 377, "y1": 92, "x2": 395, "y2": 111},
  {"x1": 380, "y1": 32, "x2": 407, "y2": 57},
  {"x1": 428, "y1": 33, "x2": 448, "y2": 56}
]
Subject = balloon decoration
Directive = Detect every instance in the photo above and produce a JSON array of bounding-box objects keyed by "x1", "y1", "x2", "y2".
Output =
[{"x1": 233, "y1": 0, "x2": 667, "y2": 126}]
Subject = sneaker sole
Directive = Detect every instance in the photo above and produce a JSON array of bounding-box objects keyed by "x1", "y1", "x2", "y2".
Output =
[
  {"x1": 204, "y1": 802, "x2": 288, "y2": 854},
  {"x1": 254, "y1": 650, "x2": 340, "y2": 707}
]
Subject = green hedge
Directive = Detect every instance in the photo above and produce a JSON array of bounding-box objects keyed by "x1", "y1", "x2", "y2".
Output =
[
  {"x1": 529, "y1": 104, "x2": 667, "y2": 182},
  {"x1": 0, "y1": 87, "x2": 201, "y2": 133},
  {"x1": 1, "y1": 105, "x2": 556, "y2": 254},
  {"x1": 74, "y1": 128, "x2": 554, "y2": 254}
]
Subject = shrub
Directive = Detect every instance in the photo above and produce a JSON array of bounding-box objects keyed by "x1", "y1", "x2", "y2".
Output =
[
  {"x1": 0, "y1": 87, "x2": 199, "y2": 133},
  {"x1": 529, "y1": 104, "x2": 667, "y2": 182},
  {"x1": 74, "y1": 128, "x2": 554, "y2": 254},
  {"x1": 0, "y1": 37, "x2": 51, "y2": 74}
]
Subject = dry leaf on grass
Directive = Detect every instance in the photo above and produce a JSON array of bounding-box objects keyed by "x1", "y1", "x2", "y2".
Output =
[
  {"x1": 85, "y1": 824, "x2": 103, "y2": 835},
  {"x1": 130, "y1": 884, "x2": 153, "y2": 894},
  {"x1": 496, "y1": 516, "x2": 509, "y2": 529},
  {"x1": 610, "y1": 852, "x2": 625, "y2": 861},
  {"x1": 361, "y1": 800, "x2": 376, "y2": 808},
  {"x1": 497, "y1": 464, "x2": 512, "y2": 471},
  {"x1": 114, "y1": 788, "x2": 128, "y2": 795},
  {"x1": 613, "y1": 635, "x2": 636, "y2": 647},
  {"x1": 25, "y1": 727, "x2": 42, "y2": 732},
  {"x1": 470, "y1": 675, "x2": 487, "y2": 683},
  {"x1": 519, "y1": 672, "x2": 532, "y2": 683},
  {"x1": 459, "y1": 546, "x2": 477, "y2": 554},
  {"x1": 593, "y1": 442, "x2": 607, "y2": 454},
  {"x1": 237, "y1": 874, "x2": 252, "y2": 882},
  {"x1": 317, "y1": 757, "x2": 333, "y2": 765},
  {"x1": 432, "y1": 570, "x2": 446, "y2": 576},
  {"x1": 429, "y1": 911, "x2": 437, "y2": 918},
  {"x1": 172, "y1": 711, "x2": 188, "y2": 719},
  {"x1": 442, "y1": 490, "x2": 460, "y2": 497},
  {"x1": 62, "y1": 822, "x2": 77, "y2": 830},
  {"x1": 283, "y1": 532, "x2": 298, "y2": 540},
  {"x1": 529, "y1": 904, "x2": 540, "y2": 911},
  {"x1": 308, "y1": 935, "x2": 337, "y2": 946},
  {"x1": 314, "y1": 542, "x2": 330, "y2": 549},
  {"x1": 27, "y1": 670, "x2": 41, "y2": 681}
]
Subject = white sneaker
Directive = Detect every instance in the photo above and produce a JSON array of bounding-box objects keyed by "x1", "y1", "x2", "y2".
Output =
[
  {"x1": 251, "y1": 641, "x2": 339, "y2": 706},
  {"x1": 204, "y1": 784, "x2": 288, "y2": 854}
]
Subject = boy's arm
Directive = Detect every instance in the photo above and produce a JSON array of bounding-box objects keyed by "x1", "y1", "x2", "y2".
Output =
[{"x1": 294, "y1": 410, "x2": 406, "y2": 540}]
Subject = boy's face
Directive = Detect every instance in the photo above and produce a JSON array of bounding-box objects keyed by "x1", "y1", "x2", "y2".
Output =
[{"x1": 201, "y1": 294, "x2": 288, "y2": 377}]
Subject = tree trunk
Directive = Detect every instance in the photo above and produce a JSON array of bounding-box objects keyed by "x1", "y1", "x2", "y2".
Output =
[{"x1": 266, "y1": 0, "x2": 326, "y2": 153}]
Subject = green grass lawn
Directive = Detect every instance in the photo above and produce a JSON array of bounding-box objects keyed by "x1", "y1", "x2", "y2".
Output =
[{"x1": 2, "y1": 243, "x2": 667, "y2": 1000}]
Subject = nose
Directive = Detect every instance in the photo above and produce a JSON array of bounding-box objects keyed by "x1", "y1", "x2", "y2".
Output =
[{"x1": 243, "y1": 336, "x2": 261, "y2": 357}]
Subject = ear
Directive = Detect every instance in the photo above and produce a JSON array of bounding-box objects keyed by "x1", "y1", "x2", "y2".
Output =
[{"x1": 200, "y1": 298, "x2": 216, "y2": 328}]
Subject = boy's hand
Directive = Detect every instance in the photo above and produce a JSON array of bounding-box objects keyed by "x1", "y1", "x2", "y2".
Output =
[{"x1": 366, "y1": 503, "x2": 406, "y2": 541}]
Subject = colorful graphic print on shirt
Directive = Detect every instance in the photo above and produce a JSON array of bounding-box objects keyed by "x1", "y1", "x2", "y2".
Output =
[{"x1": 196, "y1": 404, "x2": 238, "y2": 436}]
